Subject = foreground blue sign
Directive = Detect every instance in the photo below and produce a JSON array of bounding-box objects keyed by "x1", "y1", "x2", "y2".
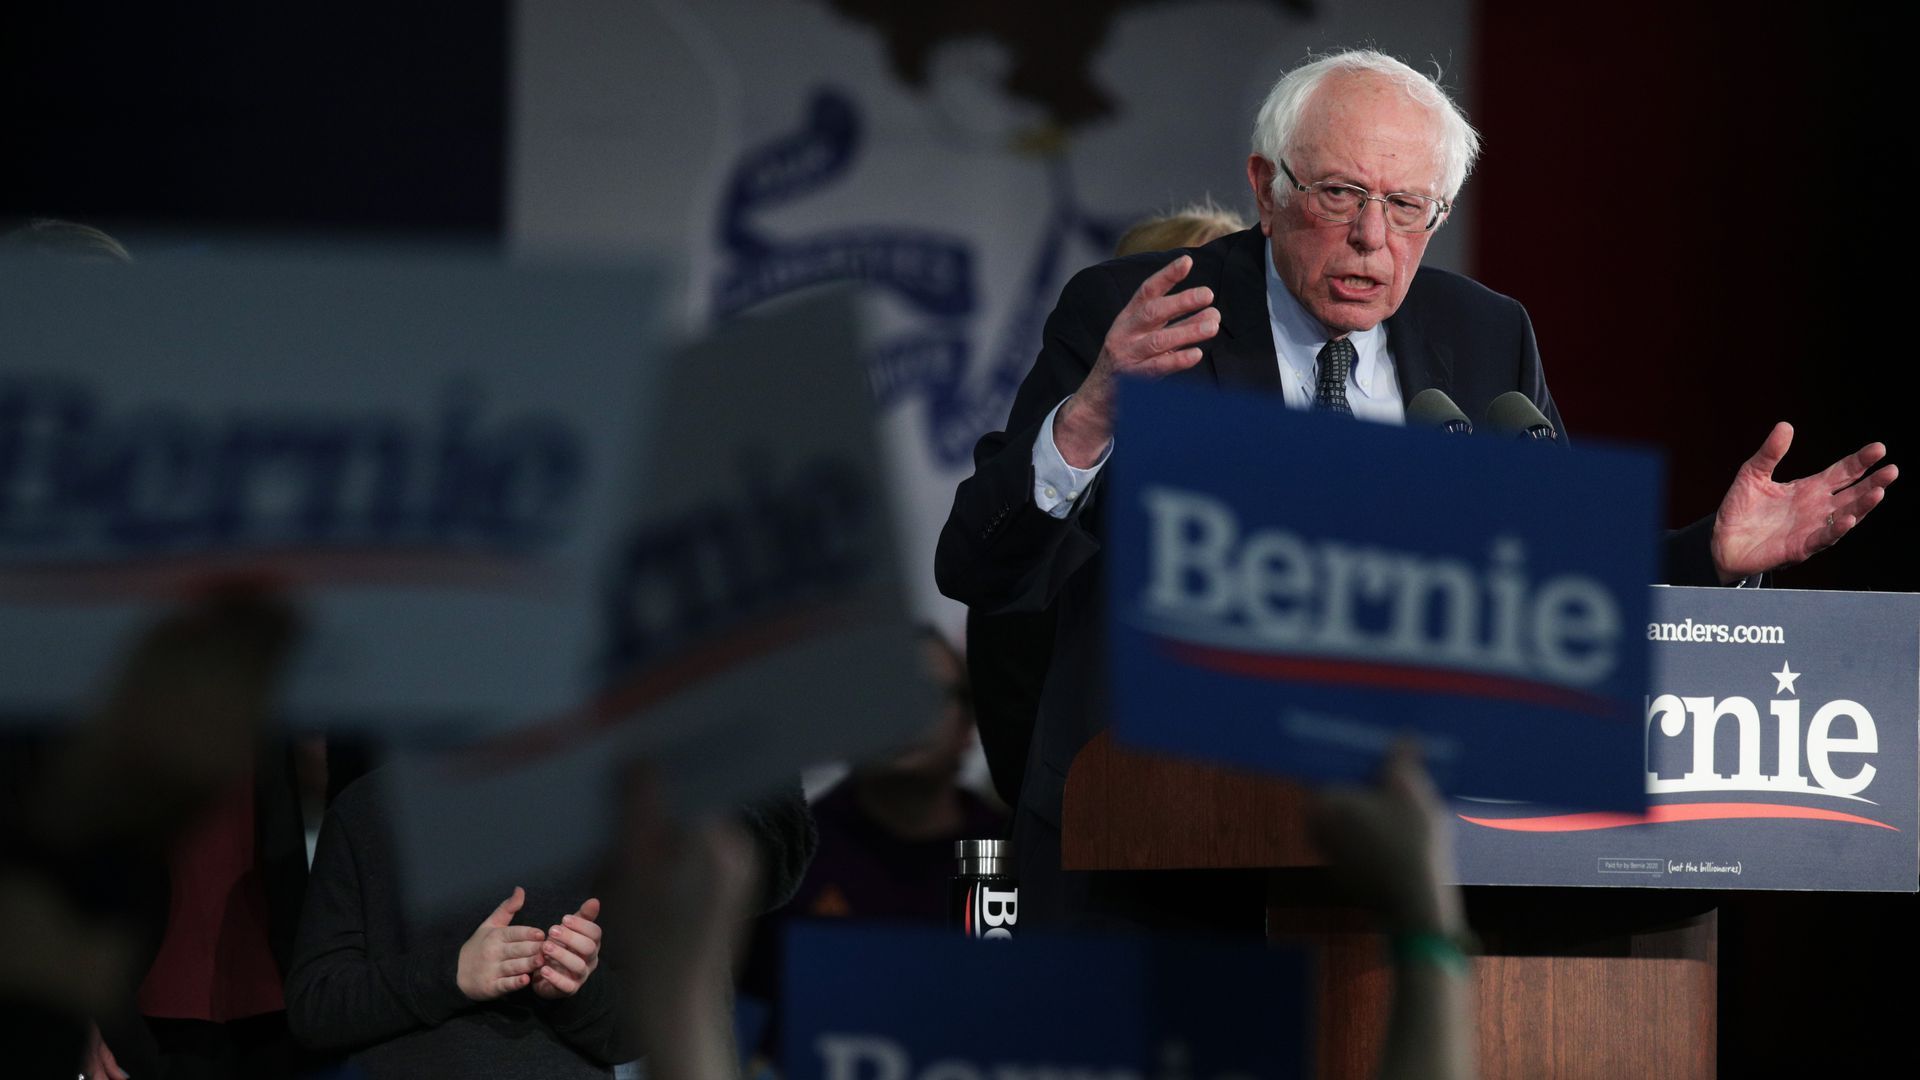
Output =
[
  {"x1": 1454, "y1": 586, "x2": 1919, "y2": 891},
  {"x1": 783, "y1": 924, "x2": 1309, "y2": 1080},
  {"x1": 1107, "y1": 379, "x2": 1662, "y2": 811}
]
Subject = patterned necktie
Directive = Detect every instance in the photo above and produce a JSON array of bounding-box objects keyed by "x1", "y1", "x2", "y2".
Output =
[{"x1": 1314, "y1": 337, "x2": 1356, "y2": 415}]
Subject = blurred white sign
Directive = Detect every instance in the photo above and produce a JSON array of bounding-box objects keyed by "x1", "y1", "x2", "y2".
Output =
[
  {"x1": 388, "y1": 295, "x2": 938, "y2": 913},
  {"x1": 0, "y1": 251, "x2": 663, "y2": 732}
]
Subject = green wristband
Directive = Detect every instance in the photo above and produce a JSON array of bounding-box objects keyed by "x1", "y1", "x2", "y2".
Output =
[{"x1": 1390, "y1": 930, "x2": 1474, "y2": 976}]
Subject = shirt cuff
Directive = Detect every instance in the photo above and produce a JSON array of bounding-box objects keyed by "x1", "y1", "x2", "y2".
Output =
[{"x1": 1031, "y1": 397, "x2": 1110, "y2": 519}]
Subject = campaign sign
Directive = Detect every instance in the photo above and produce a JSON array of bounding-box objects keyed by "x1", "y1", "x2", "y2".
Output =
[
  {"x1": 1453, "y1": 586, "x2": 1920, "y2": 891},
  {"x1": 1107, "y1": 379, "x2": 1661, "y2": 811},
  {"x1": 0, "y1": 250, "x2": 662, "y2": 732},
  {"x1": 783, "y1": 923, "x2": 1310, "y2": 1080},
  {"x1": 387, "y1": 295, "x2": 938, "y2": 914}
]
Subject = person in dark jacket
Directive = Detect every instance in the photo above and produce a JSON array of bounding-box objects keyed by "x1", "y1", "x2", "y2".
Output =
[{"x1": 285, "y1": 772, "x2": 814, "y2": 1079}]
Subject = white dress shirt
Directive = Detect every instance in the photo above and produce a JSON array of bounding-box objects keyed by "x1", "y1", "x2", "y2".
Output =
[{"x1": 1262, "y1": 244, "x2": 1403, "y2": 423}]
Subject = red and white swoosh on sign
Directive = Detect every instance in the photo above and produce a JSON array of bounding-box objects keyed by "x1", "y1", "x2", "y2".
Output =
[
  {"x1": 452, "y1": 591, "x2": 891, "y2": 774},
  {"x1": 1160, "y1": 640, "x2": 1619, "y2": 717},
  {"x1": 1460, "y1": 802, "x2": 1898, "y2": 832}
]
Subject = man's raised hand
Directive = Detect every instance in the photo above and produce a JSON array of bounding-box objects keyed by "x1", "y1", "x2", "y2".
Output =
[
  {"x1": 456, "y1": 886, "x2": 546, "y2": 1001},
  {"x1": 1054, "y1": 255, "x2": 1219, "y2": 467},
  {"x1": 532, "y1": 897, "x2": 603, "y2": 999},
  {"x1": 1710, "y1": 422, "x2": 1897, "y2": 583}
]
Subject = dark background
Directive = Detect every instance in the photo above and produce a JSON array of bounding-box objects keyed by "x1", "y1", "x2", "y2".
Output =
[
  {"x1": 1479, "y1": 3, "x2": 1910, "y2": 1069},
  {"x1": 1474, "y1": 2, "x2": 1909, "y2": 599},
  {"x1": 4, "y1": 0, "x2": 1908, "y2": 1071},
  {"x1": 1, "y1": 3, "x2": 506, "y2": 240}
]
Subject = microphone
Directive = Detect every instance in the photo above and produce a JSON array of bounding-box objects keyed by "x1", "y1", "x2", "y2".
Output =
[
  {"x1": 1407, "y1": 388, "x2": 1473, "y2": 435},
  {"x1": 1486, "y1": 392, "x2": 1559, "y2": 441}
]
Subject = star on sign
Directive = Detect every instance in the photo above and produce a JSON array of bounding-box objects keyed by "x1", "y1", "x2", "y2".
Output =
[{"x1": 1773, "y1": 661, "x2": 1800, "y2": 695}]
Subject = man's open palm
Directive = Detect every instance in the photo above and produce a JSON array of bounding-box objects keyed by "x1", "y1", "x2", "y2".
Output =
[{"x1": 1712, "y1": 422, "x2": 1896, "y2": 582}]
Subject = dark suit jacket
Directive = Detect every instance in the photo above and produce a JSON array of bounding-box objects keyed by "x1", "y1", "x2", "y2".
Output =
[{"x1": 935, "y1": 227, "x2": 1717, "y2": 925}]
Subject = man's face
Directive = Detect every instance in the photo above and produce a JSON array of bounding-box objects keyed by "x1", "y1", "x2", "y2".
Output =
[{"x1": 1248, "y1": 73, "x2": 1447, "y2": 334}]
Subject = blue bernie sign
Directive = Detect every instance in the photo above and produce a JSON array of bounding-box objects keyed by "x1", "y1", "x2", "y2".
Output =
[
  {"x1": 1453, "y1": 586, "x2": 1920, "y2": 891},
  {"x1": 783, "y1": 923, "x2": 1309, "y2": 1080},
  {"x1": 1106, "y1": 379, "x2": 1662, "y2": 811}
]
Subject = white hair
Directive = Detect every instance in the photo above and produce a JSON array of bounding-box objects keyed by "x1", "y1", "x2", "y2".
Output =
[{"x1": 1250, "y1": 49, "x2": 1481, "y2": 206}]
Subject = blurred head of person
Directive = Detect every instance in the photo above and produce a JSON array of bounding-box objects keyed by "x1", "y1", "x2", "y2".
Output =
[
  {"x1": 853, "y1": 627, "x2": 976, "y2": 788},
  {"x1": 1114, "y1": 200, "x2": 1249, "y2": 258}
]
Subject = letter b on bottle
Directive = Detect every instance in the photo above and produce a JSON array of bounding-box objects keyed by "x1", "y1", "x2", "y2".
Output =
[{"x1": 980, "y1": 888, "x2": 1017, "y2": 940}]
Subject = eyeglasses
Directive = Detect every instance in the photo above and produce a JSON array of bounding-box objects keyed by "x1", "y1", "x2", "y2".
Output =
[{"x1": 1277, "y1": 160, "x2": 1449, "y2": 234}]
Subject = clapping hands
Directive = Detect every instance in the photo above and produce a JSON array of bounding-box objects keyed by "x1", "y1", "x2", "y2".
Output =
[
  {"x1": 455, "y1": 886, "x2": 549, "y2": 1001},
  {"x1": 456, "y1": 886, "x2": 608, "y2": 1002},
  {"x1": 533, "y1": 898, "x2": 604, "y2": 999}
]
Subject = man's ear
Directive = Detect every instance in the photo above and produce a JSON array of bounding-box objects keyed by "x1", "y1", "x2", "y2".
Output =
[{"x1": 1246, "y1": 154, "x2": 1279, "y2": 236}]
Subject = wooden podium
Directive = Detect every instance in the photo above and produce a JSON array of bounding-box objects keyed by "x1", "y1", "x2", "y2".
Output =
[{"x1": 1062, "y1": 732, "x2": 1717, "y2": 1080}]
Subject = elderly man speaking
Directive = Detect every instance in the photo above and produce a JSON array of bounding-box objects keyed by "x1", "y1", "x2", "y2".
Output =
[{"x1": 935, "y1": 49, "x2": 1895, "y2": 929}]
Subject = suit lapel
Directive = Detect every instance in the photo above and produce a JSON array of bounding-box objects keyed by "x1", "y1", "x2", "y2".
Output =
[
  {"x1": 1385, "y1": 277, "x2": 1452, "y2": 405},
  {"x1": 1199, "y1": 231, "x2": 1453, "y2": 404},
  {"x1": 1205, "y1": 229, "x2": 1283, "y2": 395}
]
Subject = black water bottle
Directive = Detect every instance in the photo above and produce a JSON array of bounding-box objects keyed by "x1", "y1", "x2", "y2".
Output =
[{"x1": 952, "y1": 839, "x2": 1018, "y2": 939}]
